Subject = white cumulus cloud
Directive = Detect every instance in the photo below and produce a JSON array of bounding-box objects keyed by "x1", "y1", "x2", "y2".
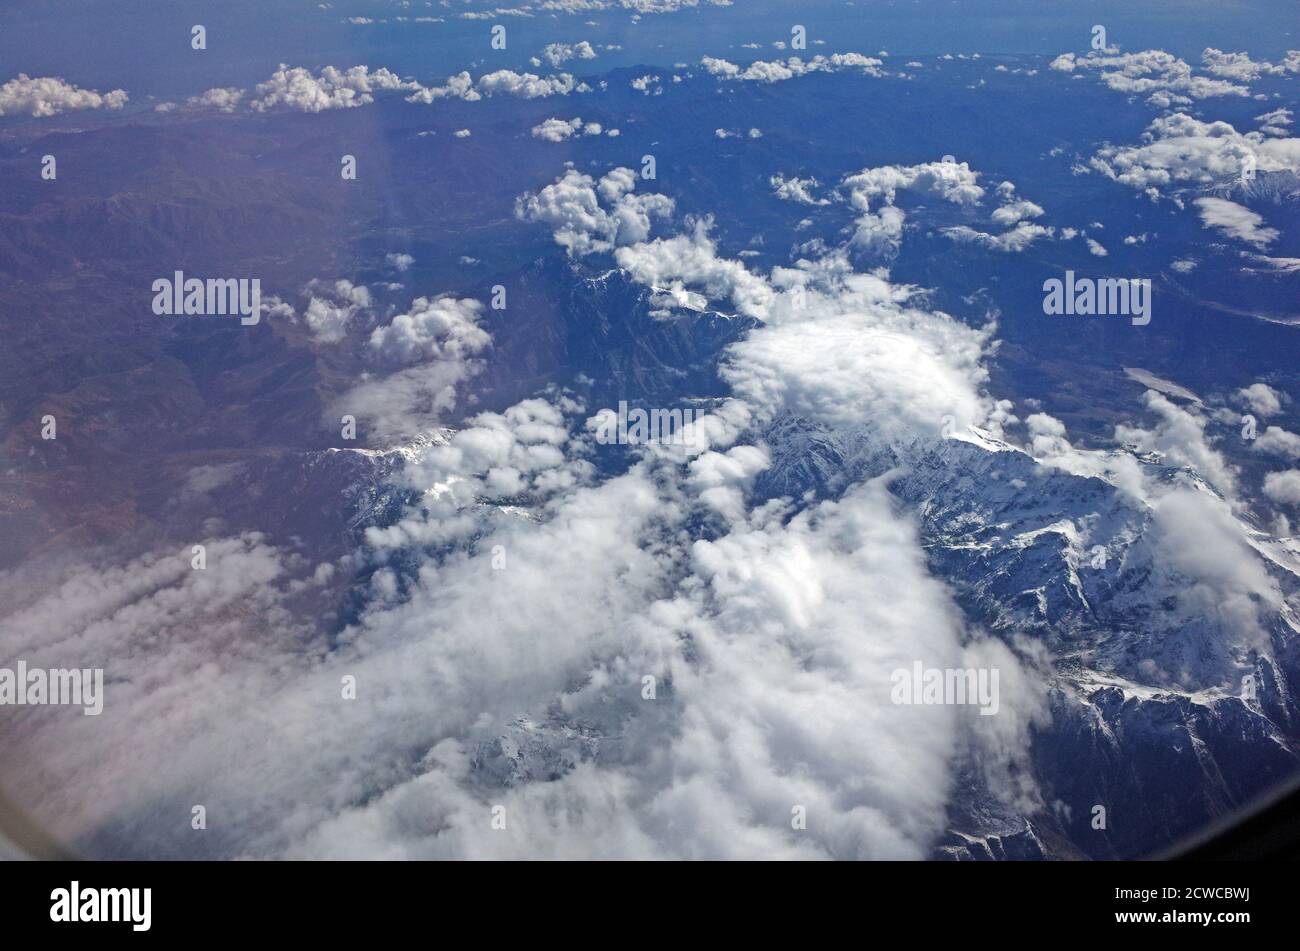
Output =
[{"x1": 0, "y1": 74, "x2": 127, "y2": 117}]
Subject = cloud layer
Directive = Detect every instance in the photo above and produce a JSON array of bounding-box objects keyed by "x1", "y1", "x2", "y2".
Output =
[{"x1": 0, "y1": 74, "x2": 127, "y2": 117}]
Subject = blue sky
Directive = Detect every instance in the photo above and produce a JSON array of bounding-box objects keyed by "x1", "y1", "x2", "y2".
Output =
[{"x1": 2, "y1": 0, "x2": 1296, "y2": 103}]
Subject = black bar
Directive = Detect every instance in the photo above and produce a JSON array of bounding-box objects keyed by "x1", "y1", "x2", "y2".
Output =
[{"x1": 0, "y1": 860, "x2": 1274, "y2": 938}]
